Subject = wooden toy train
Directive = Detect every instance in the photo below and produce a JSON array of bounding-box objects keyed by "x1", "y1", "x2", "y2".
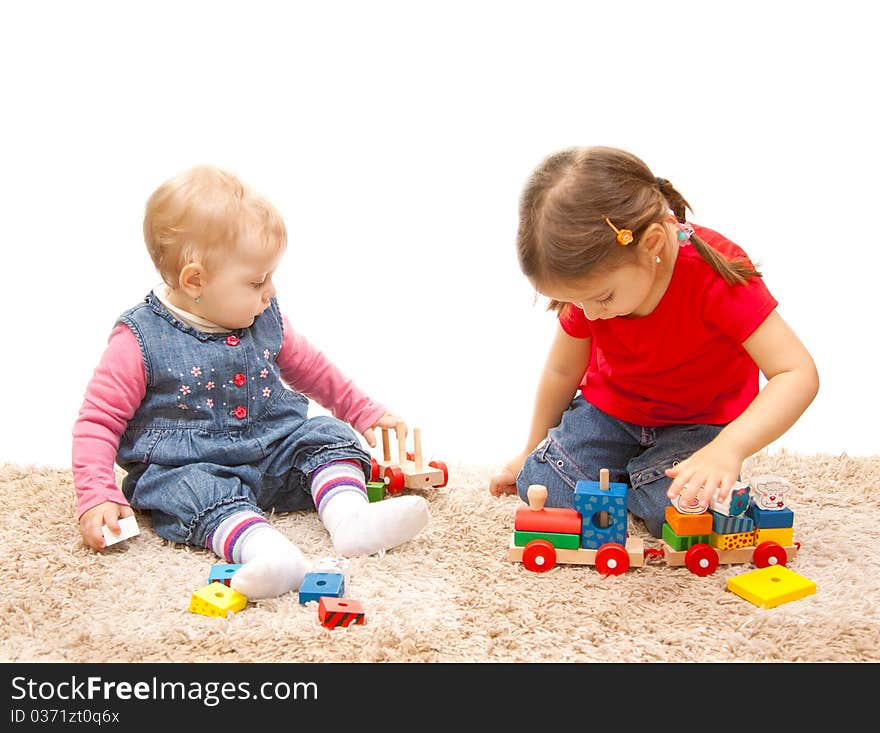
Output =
[
  {"x1": 506, "y1": 470, "x2": 798, "y2": 577},
  {"x1": 367, "y1": 424, "x2": 448, "y2": 500}
]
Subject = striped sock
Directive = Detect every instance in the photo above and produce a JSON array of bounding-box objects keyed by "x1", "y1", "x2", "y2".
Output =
[
  {"x1": 207, "y1": 510, "x2": 310, "y2": 599},
  {"x1": 208, "y1": 510, "x2": 270, "y2": 563},
  {"x1": 314, "y1": 460, "x2": 430, "y2": 558},
  {"x1": 310, "y1": 459, "x2": 368, "y2": 519}
]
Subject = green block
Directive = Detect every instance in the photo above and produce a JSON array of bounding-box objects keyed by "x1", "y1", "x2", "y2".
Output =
[
  {"x1": 662, "y1": 523, "x2": 711, "y2": 551},
  {"x1": 366, "y1": 481, "x2": 385, "y2": 502},
  {"x1": 514, "y1": 530, "x2": 580, "y2": 550}
]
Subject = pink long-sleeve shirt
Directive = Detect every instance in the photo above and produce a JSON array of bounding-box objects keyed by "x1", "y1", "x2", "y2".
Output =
[{"x1": 72, "y1": 315, "x2": 386, "y2": 518}]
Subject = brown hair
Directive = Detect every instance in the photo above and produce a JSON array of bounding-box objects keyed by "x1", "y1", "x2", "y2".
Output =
[
  {"x1": 143, "y1": 165, "x2": 287, "y2": 287},
  {"x1": 516, "y1": 146, "x2": 760, "y2": 311}
]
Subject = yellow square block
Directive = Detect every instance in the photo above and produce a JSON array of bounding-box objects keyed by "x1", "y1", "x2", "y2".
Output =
[
  {"x1": 189, "y1": 582, "x2": 248, "y2": 617},
  {"x1": 756, "y1": 527, "x2": 794, "y2": 546},
  {"x1": 710, "y1": 530, "x2": 755, "y2": 550},
  {"x1": 727, "y1": 565, "x2": 816, "y2": 608}
]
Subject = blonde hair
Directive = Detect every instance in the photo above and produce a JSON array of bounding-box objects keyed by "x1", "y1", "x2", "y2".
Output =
[
  {"x1": 143, "y1": 165, "x2": 287, "y2": 286},
  {"x1": 517, "y1": 146, "x2": 761, "y2": 311}
]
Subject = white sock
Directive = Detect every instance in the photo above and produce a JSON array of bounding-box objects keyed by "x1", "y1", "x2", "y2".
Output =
[
  {"x1": 320, "y1": 491, "x2": 430, "y2": 557},
  {"x1": 209, "y1": 511, "x2": 311, "y2": 600}
]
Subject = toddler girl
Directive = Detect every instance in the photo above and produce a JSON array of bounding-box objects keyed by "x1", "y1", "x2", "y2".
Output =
[
  {"x1": 73, "y1": 165, "x2": 429, "y2": 598},
  {"x1": 489, "y1": 146, "x2": 819, "y2": 537}
]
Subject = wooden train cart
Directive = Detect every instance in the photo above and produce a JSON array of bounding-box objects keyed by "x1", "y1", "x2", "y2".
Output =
[
  {"x1": 507, "y1": 535, "x2": 645, "y2": 575},
  {"x1": 652, "y1": 539, "x2": 799, "y2": 577},
  {"x1": 369, "y1": 422, "x2": 448, "y2": 495}
]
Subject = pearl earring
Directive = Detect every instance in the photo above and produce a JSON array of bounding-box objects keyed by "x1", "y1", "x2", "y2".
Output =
[
  {"x1": 195, "y1": 297, "x2": 201, "y2": 304},
  {"x1": 655, "y1": 256, "x2": 661, "y2": 264}
]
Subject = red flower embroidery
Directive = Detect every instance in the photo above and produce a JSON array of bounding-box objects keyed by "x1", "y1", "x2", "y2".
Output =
[
  {"x1": 225, "y1": 335, "x2": 240, "y2": 347},
  {"x1": 232, "y1": 405, "x2": 247, "y2": 419},
  {"x1": 233, "y1": 373, "x2": 246, "y2": 387}
]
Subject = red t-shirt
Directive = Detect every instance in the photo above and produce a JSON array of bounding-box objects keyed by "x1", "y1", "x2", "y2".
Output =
[{"x1": 557, "y1": 224, "x2": 778, "y2": 427}]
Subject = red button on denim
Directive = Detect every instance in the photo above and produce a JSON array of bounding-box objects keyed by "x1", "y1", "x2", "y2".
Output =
[
  {"x1": 225, "y1": 335, "x2": 240, "y2": 347},
  {"x1": 232, "y1": 405, "x2": 247, "y2": 419},
  {"x1": 233, "y1": 373, "x2": 246, "y2": 387}
]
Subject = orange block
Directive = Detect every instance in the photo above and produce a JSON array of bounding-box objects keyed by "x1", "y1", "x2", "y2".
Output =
[
  {"x1": 665, "y1": 505, "x2": 712, "y2": 536},
  {"x1": 515, "y1": 506, "x2": 581, "y2": 534}
]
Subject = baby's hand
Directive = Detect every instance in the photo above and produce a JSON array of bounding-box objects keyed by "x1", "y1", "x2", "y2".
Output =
[
  {"x1": 489, "y1": 454, "x2": 526, "y2": 497},
  {"x1": 79, "y1": 501, "x2": 135, "y2": 551},
  {"x1": 665, "y1": 440, "x2": 743, "y2": 510},
  {"x1": 361, "y1": 412, "x2": 406, "y2": 449}
]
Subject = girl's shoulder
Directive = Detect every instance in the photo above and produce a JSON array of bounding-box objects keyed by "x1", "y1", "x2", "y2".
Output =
[{"x1": 690, "y1": 224, "x2": 753, "y2": 262}]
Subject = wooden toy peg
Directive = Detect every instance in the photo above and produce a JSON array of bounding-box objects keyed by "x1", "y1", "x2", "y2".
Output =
[
  {"x1": 396, "y1": 421, "x2": 407, "y2": 465},
  {"x1": 381, "y1": 427, "x2": 391, "y2": 462},
  {"x1": 598, "y1": 468, "x2": 610, "y2": 528},
  {"x1": 527, "y1": 484, "x2": 547, "y2": 511},
  {"x1": 413, "y1": 427, "x2": 423, "y2": 471}
]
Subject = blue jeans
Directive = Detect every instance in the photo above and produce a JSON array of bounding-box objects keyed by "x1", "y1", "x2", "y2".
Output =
[
  {"x1": 516, "y1": 396, "x2": 726, "y2": 538},
  {"x1": 121, "y1": 415, "x2": 370, "y2": 547}
]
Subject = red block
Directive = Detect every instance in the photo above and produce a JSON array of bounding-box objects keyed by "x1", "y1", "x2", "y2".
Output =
[
  {"x1": 318, "y1": 597, "x2": 366, "y2": 629},
  {"x1": 515, "y1": 505, "x2": 581, "y2": 534}
]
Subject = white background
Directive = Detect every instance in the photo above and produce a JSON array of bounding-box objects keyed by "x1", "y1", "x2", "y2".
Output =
[{"x1": 1, "y1": 1, "x2": 878, "y2": 473}]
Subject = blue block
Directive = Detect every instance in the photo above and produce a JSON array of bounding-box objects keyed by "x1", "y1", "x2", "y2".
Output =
[
  {"x1": 298, "y1": 571, "x2": 345, "y2": 604},
  {"x1": 710, "y1": 510, "x2": 754, "y2": 535},
  {"x1": 208, "y1": 563, "x2": 242, "y2": 587},
  {"x1": 574, "y1": 479, "x2": 628, "y2": 549},
  {"x1": 746, "y1": 501, "x2": 794, "y2": 529}
]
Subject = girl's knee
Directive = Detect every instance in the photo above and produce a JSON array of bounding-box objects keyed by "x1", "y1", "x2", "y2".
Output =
[
  {"x1": 627, "y1": 479, "x2": 672, "y2": 538},
  {"x1": 516, "y1": 452, "x2": 576, "y2": 510}
]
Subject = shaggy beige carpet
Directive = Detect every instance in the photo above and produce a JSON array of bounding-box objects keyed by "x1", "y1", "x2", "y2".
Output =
[{"x1": 2, "y1": 452, "x2": 878, "y2": 663}]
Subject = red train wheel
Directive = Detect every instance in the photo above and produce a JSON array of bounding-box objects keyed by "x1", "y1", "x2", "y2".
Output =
[
  {"x1": 522, "y1": 540, "x2": 556, "y2": 573},
  {"x1": 595, "y1": 543, "x2": 630, "y2": 576},
  {"x1": 753, "y1": 541, "x2": 788, "y2": 568},
  {"x1": 383, "y1": 466, "x2": 405, "y2": 495},
  {"x1": 428, "y1": 460, "x2": 449, "y2": 488},
  {"x1": 370, "y1": 458, "x2": 380, "y2": 482},
  {"x1": 684, "y1": 543, "x2": 719, "y2": 576}
]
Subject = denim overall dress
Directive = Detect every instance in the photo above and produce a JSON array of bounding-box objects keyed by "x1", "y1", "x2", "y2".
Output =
[{"x1": 115, "y1": 292, "x2": 370, "y2": 547}]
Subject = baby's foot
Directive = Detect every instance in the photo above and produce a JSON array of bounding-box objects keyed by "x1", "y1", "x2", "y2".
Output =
[
  {"x1": 230, "y1": 533, "x2": 310, "y2": 600},
  {"x1": 330, "y1": 495, "x2": 429, "y2": 557}
]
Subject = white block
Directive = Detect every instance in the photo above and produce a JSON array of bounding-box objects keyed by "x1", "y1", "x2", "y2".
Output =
[
  {"x1": 672, "y1": 493, "x2": 705, "y2": 514},
  {"x1": 102, "y1": 515, "x2": 140, "y2": 546},
  {"x1": 709, "y1": 481, "x2": 751, "y2": 516},
  {"x1": 749, "y1": 474, "x2": 792, "y2": 510}
]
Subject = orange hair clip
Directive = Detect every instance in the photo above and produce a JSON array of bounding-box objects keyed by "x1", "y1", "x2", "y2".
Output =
[{"x1": 604, "y1": 216, "x2": 633, "y2": 246}]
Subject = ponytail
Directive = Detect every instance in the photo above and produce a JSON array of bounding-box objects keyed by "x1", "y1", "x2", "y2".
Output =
[{"x1": 655, "y1": 177, "x2": 761, "y2": 286}]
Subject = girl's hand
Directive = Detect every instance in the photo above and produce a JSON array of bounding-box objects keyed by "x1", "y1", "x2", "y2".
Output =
[
  {"x1": 489, "y1": 453, "x2": 527, "y2": 497},
  {"x1": 665, "y1": 439, "x2": 744, "y2": 510},
  {"x1": 361, "y1": 412, "x2": 406, "y2": 449},
  {"x1": 79, "y1": 501, "x2": 135, "y2": 551}
]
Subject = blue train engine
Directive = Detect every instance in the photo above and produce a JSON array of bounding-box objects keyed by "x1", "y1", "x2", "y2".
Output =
[{"x1": 506, "y1": 469, "x2": 644, "y2": 576}]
